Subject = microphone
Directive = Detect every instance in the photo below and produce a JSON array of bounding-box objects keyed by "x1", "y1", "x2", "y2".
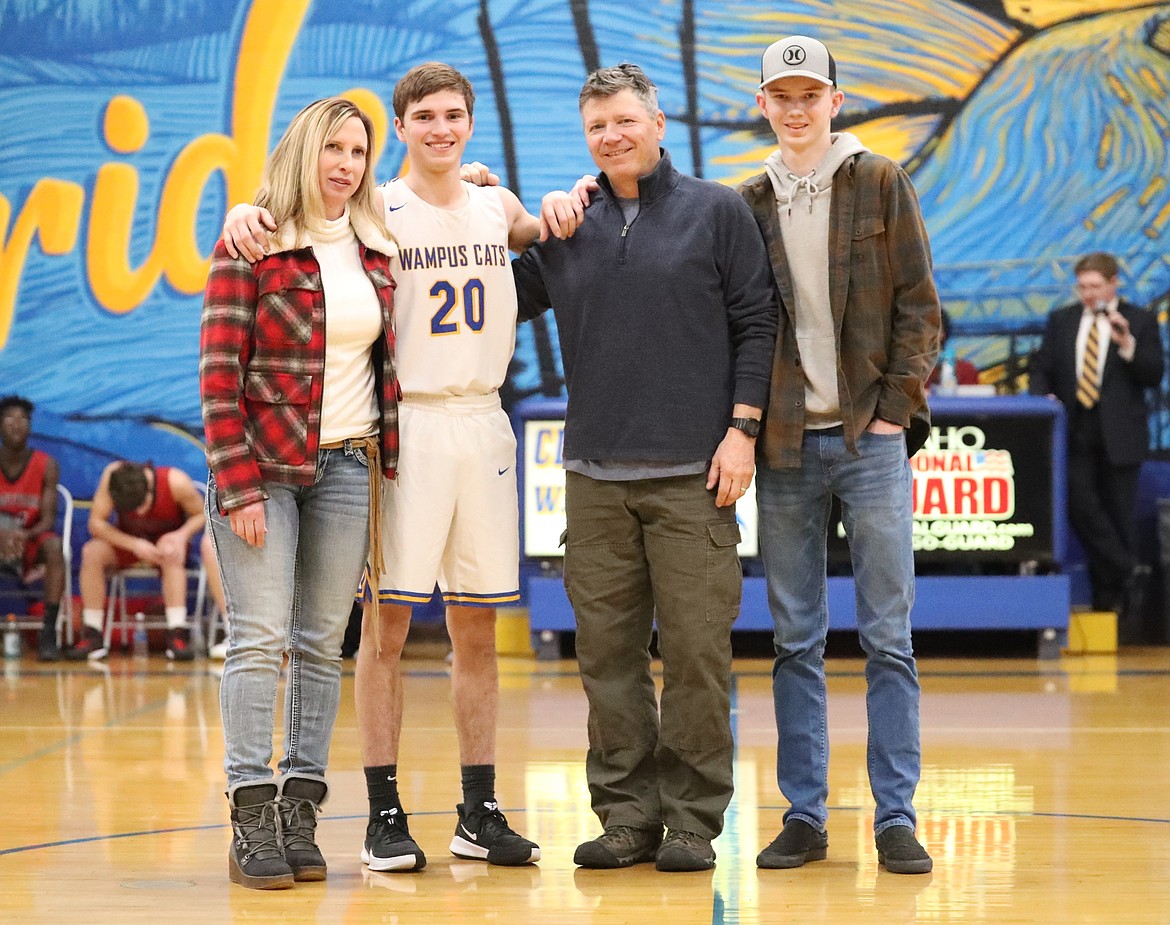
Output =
[{"x1": 1097, "y1": 300, "x2": 1129, "y2": 338}]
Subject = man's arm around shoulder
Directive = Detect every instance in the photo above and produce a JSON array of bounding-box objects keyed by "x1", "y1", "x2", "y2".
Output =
[{"x1": 494, "y1": 186, "x2": 541, "y2": 254}]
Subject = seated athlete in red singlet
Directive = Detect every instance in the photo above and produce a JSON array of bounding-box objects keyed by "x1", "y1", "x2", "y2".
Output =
[
  {"x1": 0, "y1": 395, "x2": 67, "y2": 661},
  {"x1": 66, "y1": 460, "x2": 213, "y2": 662}
]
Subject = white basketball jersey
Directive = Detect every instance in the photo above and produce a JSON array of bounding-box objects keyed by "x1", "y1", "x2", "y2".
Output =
[{"x1": 382, "y1": 180, "x2": 518, "y2": 396}]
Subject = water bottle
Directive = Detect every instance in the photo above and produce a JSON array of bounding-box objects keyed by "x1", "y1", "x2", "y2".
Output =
[
  {"x1": 132, "y1": 611, "x2": 149, "y2": 658},
  {"x1": 937, "y1": 347, "x2": 958, "y2": 395},
  {"x1": 4, "y1": 614, "x2": 21, "y2": 659}
]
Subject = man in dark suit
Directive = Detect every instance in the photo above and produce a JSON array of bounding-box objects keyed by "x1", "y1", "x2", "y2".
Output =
[{"x1": 1030, "y1": 252, "x2": 1164, "y2": 618}]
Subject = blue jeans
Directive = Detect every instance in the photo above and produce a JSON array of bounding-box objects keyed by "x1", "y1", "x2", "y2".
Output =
[
  {"x1": 207, "y1": 444, "x2": 372, "y2": 787},
  {"x1": 756, "y1": 428, "x2": 921, "y2": 835}
]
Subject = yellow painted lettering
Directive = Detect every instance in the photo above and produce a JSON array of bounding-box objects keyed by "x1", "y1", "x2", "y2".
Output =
[
  {"x1": 87, "y1": 158, "x2": 162, "y2": 313},
  {"x1": 0, "y1": 180, "x2": 84, "y2": 348},
  {"x1": 85, "y1": 0, "x2": 311, "y2": 311},
  {"x1": 86, "y1": 96, "x2": 160, "y2": 312},
  {"x1": 105, "y1": 94, "x2": 150, "y2": 154},
  {"x1": 151, "y1": 0, "x2": 312, "y2": 295},
  {"x1": 156, "y1": 134, "x2": 239, "y2": 296}
]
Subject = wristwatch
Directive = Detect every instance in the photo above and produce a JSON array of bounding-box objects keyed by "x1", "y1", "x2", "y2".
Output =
[{"x1": 730, "y1": 417, "x2": 761, "y2": 438}]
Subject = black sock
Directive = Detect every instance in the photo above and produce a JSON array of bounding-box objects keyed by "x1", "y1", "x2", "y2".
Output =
[
  {"x1": 365, "y1": 764, "x2": 400, "y2": 817},
  {"x1": 41, "y1": 603, "x2": 59, "y2": 637},
  {"x1": 461, "y1": 764, "x2": 496, "y2": 811}
]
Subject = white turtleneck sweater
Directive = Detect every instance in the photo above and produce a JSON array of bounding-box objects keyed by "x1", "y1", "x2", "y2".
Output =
[
  {"x1": 310, "y1": 209, "x2": 382, "y2": 444},
  {"x1": 764, "y1": 131, "x2": 867, "y2": 427}
]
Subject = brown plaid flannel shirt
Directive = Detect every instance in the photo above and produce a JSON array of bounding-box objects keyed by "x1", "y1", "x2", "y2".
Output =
[{"x1": 740, "y1": 152, "x2": 940, "y2": 467}]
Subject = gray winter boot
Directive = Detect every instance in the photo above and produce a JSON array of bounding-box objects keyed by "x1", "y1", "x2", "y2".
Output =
[
  {"x1": 278, "y1": 773, "x2": 328, "y2": 881},
  {"x1": 227, "y1": 781, "x2": 294, "y2": 890}
]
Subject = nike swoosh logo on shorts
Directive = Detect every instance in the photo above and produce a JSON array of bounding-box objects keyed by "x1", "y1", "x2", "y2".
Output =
[{"x1": 498, "y1": 467, "x2": 510, "y2": 475}]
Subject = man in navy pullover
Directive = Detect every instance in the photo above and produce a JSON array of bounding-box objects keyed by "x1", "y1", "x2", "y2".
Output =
[{"x1": 512, "y1": 63, "x2": 778, "y2": 872}]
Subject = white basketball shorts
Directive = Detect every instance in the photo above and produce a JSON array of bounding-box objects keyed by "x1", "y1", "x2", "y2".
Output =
[{"x1": 370, "y1": 392, "x2": 520, "y2": 607}]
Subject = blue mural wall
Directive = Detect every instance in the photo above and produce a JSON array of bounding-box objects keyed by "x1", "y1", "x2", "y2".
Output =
[{"x1": 2, "y1": 0, "x2": 1169, "y2": 508}]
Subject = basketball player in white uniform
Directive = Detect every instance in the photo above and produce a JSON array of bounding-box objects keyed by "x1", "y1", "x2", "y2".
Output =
[
  {"x1": 359, "y1": 64, "x2": 550, "y2": 871},
  {"x1": 222, "y1": 65, "x2": 584, "y2": 872}
]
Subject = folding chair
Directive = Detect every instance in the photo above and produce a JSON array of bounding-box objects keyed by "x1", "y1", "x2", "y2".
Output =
[{"x1": 102, "y1": 546, "x2": 207, "y2": 654}]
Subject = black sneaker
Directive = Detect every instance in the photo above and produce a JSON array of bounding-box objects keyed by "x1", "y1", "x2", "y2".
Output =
[
  {"x1": 876, "y1": 825, "x2": 932, "y2": 874},
  {"x1": 757, "y1": 818, "x2": 828, "y2": 869},
  {"x1": 655, "y1": 829, "x2": 715, "y2": 872},
  {"x1": 362, "y1": 806, "x2": 426, "y2": 872},
  {"x1": 64, "y1": 626, "x2": 107, "y2": 661},
  {"x1": 449, "y1": 801, "x2": 539, "y2": 866},
  {"x1": 167, "y1": 627, "x2": 195, "y2": 661},
  {"x1": 573, "y1": 825, "x2": 662, "y2": 868},
  {"x1": 37, "y1": 630, "x2": 61, "y2": 662}
]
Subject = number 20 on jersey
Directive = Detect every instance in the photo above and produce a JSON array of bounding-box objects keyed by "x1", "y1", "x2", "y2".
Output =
[{"x1": 430, "y1": 279, "x2": 485, "y2": 335}]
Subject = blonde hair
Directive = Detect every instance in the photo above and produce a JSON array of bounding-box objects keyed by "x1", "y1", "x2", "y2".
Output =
[{"x1": 256, "y1": 97, "x2": 383, "y2": 238}]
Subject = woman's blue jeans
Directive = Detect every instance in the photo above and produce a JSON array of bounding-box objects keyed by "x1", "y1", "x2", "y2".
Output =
[{"x1": 208, "y1": 444, "x2": 371, "y2": 786}]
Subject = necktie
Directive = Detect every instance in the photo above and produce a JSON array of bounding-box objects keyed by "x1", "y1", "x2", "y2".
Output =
[{"x1": 1076, "y1": 318, "x2": 1101, "y2": 408}]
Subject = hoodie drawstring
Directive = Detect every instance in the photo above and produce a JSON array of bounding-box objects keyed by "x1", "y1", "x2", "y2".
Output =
[{"x1": 784, "y1": 170, "x2": 820, "y2": 216}]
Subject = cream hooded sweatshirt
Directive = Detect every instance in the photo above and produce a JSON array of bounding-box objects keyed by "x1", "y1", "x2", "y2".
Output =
[{"x1": 764, "y1": 131, "x2": 867, "y2": 427}]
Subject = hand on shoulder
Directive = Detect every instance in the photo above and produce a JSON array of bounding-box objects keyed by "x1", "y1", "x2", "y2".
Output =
[
  {"x1": 459, "y1": 161, "x2": 500, "y2": 187},
  {"x1": 222, "y1": 204, "x2": 276, "y2": 263}
]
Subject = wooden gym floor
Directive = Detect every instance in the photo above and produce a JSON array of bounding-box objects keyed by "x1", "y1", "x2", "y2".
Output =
[{"x1": 2, "y1": 646, "x2": 1170, "y2": 924}]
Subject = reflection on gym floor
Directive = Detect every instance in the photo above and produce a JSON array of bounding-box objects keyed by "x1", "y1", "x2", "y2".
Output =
[{"x1": 2, "y1": 650, "x2": 1170, "y2": 924}]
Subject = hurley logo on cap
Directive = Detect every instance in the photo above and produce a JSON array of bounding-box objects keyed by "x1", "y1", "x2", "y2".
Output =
[
  {"x1": 784, "y1": 46, "x2": 808, "y2": 66},
  {"x1": 760, "y1": 35, "x2": 837, "y2": 89}
]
